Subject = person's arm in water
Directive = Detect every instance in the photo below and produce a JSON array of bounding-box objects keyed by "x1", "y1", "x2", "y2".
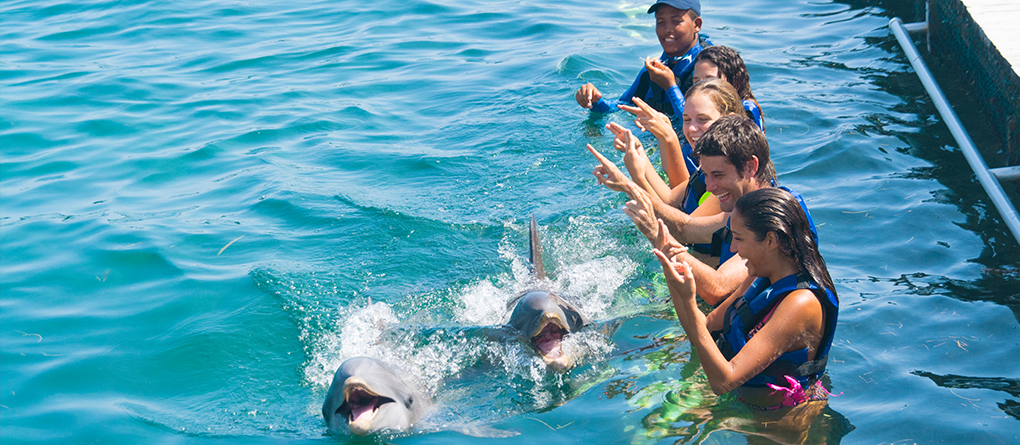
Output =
[
  {"x1": 653, "y1": 221, "x2": 824, "y2": 394},
  {"x1": 576, "y1": 65, "x2": 647, "y2": 113}
]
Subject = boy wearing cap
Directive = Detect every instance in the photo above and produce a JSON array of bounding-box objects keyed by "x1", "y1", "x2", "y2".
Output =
[{"x1": 575, "y1": 0, "x2": 708, "y2": 115}]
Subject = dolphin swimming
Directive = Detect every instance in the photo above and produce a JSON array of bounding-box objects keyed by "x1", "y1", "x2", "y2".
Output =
[
  {"x1": 322, "y1": 356, "x2": 429, "y2": 435},
  {"x1": 506, "y1": 216, "x2": 590, "y2": 371}
]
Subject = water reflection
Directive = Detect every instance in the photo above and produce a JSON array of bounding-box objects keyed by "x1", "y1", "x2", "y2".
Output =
[
  {"x1": 913, "y1": 371, "x2": 1020, "y2": 421},
  {"x1": 888, "y1": 272, "x2": 1020, "y2": 325},
  {"x1": 611, "y1": 326, "x2": 854, "y2": 444}
]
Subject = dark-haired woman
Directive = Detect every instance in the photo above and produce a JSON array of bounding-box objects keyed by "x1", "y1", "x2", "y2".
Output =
[
  {"x1": 693, "y1": 45, "x2": 764, "y2": 132},
  {"x1": 653, "y1": 187, "x2": 838, "y2": 410}
]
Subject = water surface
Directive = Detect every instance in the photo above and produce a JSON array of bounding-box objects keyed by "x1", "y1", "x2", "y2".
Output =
[{"x1": 2, "y1": 0, "x2": 1018, "y2": 443}]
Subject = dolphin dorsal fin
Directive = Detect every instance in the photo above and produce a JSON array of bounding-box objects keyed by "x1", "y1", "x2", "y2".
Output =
[{"x1": 529, "y1": 215, "x2": 545, "y2": 280}]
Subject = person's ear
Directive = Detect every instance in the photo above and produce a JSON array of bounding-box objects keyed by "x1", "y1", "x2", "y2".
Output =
[
  {"x1": 693, "y1": 16, "x2": 703, "y2": 33},
  {"x1": 745, "y1": 155, "x2": 759, "y2": 178}
]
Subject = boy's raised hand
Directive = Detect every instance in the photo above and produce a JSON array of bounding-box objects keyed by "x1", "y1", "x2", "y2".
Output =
[
  {"x1": 644, "y1": 58, "x2": 677, "y2": 90},
  {"x1": 575, "y1": 83, "x2": 603, "y2": 109}
]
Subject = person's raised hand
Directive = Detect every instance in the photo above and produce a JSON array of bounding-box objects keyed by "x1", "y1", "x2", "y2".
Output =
[
  {"x1": 622, "y1": 182, "x2": 659, "y2": 242},
  {"x1": 653, "y1": 247, "x2": 697, "y2": 304},
  {"x1": 654, "y1": 218, "x2": 688, "y2": 261},
  {"x1": 619, "y1": 97, "x2": 676, "y2": 141},
  {"x1": 606, "y1": 122, "x2": 644, "y2": 153},
  {"x1": 644, "y1": 58, "x2": 677, "y2": 90},
  {"x1": 587, "y1": 144, "x2": 630, "y2": 192}
]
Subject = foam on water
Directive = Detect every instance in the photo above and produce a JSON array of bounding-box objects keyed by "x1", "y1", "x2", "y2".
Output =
[{"x1": 276, "y1": 217, "x2": 632, "y2": 429}]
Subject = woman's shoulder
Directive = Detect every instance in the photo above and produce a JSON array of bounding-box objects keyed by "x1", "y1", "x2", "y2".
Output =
[{"x1": 775, "y1": 288, "x2": 824, "y2": 322}]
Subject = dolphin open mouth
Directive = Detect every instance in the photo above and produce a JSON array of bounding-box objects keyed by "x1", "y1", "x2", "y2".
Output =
[
  {"x1": 339, "y1": 383, "x2": 395, "y2": 425},
  {"x1": 532, "y1": 321, "x2": 567, "y2": 360}
]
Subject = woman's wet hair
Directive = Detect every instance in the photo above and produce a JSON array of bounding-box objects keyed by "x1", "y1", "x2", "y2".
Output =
[
  {"x1": 694, "y1": 115, "x2": 776, "y2": 185},
  {"x1": 695, "y1": 46, "x2": 756, "y2": 103},
  {"x1": 684, "y1": 77, "x2": 743, "y2": 117},
  {"x1": 733, "y1": 188, "x2": 836, "y2": 297}
]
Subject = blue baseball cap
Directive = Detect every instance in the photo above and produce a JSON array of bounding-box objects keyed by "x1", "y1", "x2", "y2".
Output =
[{"x1": 647, "y1": 0, "x2": 701, "y2": 17}]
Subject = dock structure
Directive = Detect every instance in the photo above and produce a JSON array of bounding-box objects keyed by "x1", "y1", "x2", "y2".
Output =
[
  {"x1": 928, "y1": 0, "x2": 1019, "y2": 166},
  {"x1": 893, "y1": 0, "x2": 1020, "y2": 244}
]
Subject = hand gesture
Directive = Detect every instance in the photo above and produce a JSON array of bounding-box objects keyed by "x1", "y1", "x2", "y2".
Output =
[
  {"x1": 575, "y1": 83, "x2": 603, "y2": 109},
  {"x1": 644, "y1": 58, "x2": 677, "y2": 91},
  {"x1": 653, "y1": 221, "x2": 696, "y2": 303},
  {"x1": 622, "y1": 182, "x2": 660, "y2": 242},
  {"x1": 654, "y1": 218, "x2": 688, "y2": 261},
  {"x1": 605, "y1": 123, "x2": 648, "y2": 177},
  {"x1": 619, "y1": 97, "x2": 677, "y2": 142},
  {"x1": 587, "y1": 144, "x2": 631, "y2": 192}
]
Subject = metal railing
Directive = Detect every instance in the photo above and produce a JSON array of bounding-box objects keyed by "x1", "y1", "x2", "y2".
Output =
[{"x1": 889, "y1": 17, "x2": 1020, "y2": 245}]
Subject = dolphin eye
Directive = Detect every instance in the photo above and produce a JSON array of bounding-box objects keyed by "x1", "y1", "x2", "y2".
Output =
[{"x1": 406, "y1": 396, "x2": 413, "y2": 408}]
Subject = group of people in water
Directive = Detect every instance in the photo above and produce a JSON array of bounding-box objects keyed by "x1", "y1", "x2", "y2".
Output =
[
  {"x1": 577, "y1": 0, "x2": 839, "y2": 412},
  {"x1": 325, "y1": 0, "x2": 842, "y2": 435}
]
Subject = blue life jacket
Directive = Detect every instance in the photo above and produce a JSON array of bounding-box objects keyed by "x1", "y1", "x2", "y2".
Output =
[
  {"x1": 679, "y1": 141, "x2": 704, "y2": 214},
  {"x1": 713, "y1": 272, "x2": 839, "y2": 387},
  {"x1": 591, "y1": 36, "x2": 711, "y2": 115},
  {"x1": 679, "y1": 145, "x2": 716, "y2": 256},
  {"x1": 743, "y1": 99, "x2": 765, "y2": 133},
  {"x1": 632, "y1": 45, "x2": 703, "y2": 115}
]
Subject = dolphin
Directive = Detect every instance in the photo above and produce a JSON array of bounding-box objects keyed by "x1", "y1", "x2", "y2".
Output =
[
  {"x1": 322, "y1": 356, "x2": 429, "y2": 435},
  {"x1": 506, "y1": 216, "x2": 590, "y2": 371}
]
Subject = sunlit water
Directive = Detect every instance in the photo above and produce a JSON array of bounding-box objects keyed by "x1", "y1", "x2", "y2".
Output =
[{"x1": 2, "y1": 0, "x2": 1018, "y2": 443}]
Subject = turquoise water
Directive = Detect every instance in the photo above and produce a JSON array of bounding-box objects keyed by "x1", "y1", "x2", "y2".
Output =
[{"x1": 2, "y1": 0, "x2": 1018, "y2": 443}]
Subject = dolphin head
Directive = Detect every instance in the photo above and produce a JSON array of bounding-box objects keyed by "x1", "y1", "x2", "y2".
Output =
[
  {"x1": 507, "y1": 290, "x2": 588, "y2": 371},
  {"x1": 322, "y1": 357, "x2": 425, "y2": 436}
]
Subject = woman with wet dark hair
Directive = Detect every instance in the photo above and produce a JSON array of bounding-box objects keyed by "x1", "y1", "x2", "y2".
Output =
[{"x1": 653, "y1": 187, "x2": 838, "y2": 410}]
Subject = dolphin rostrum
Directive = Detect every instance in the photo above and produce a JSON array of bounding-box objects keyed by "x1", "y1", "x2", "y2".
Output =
[
  {"x1": 506, "y1": 216, "x2": 590, "y2": 371},
  {"x1": 322, "y1": 357, "x2": 429, "y2": 435}
]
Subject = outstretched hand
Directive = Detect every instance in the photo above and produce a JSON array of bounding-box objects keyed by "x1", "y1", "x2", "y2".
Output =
[
  {"x1": 653, "y1": 223, "x2": 696, "y2": 304},
  {"x1": 605, "y1": 123, "x2": 649, "y2": 179},
  {"x1": 622, "y1": 182, "x2": 659, "y2": 242},
  {"x1": 606, "y1": 122, "x2": 644, "y2": 153},
  {"x1": 587, "y1": 144, "x2": 631, "y2": 192},
  {"x1": 644, "y1": 58, "x2": 677, "y2": 91},
  {"x1": 575, "y1": 83, "x2": 603, "y2": 109},
  {"x1": 654, "y1": 218, "x2": 688, "y2": 261},
  {"x1": 619, "y1": 97, "x2": 676, "y2": 142}
]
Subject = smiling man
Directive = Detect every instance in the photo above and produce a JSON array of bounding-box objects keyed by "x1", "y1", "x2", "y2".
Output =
[
  {"x1": 621, "y1": 115, "x2": 788, "y2": 306},
  {"x1": 575, "y1": 0, "x2": 708, "y2": 115}
]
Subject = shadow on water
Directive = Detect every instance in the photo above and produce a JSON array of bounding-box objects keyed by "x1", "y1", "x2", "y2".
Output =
[
  {"x1": 913, "y1": 371, "x2": 1020, "y2": 421},
  {"x1": 886, "y1": 271, "x2": 1020, "y2": 324},
  {"x1": 816, "y1": 1, "x2": 1020, "y2": 316},
  {"x1": 861, "y1": 50, "x2": 1020, "y2": 317}
]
